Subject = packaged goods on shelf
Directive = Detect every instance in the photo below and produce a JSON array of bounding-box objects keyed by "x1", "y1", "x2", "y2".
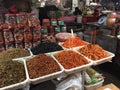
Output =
[
  {"x1": 51, "y1": 19, "x2": 57, "y2": 26},
  {"x1": 58, "y1": 18, "x2": 65, "y2": 26},
  {"x1": 0, "y1": 12, "x2": 41, "y2": 51},
  {"x1": 5, "y1": 14, "x2": 17, "y2": 28},
  {"x1": 28, "y1": 13, "x2": 40, "y2": 27},
  {"x1": 16, "y1": 13, "x2": 28, "y2": 27},
  {"x1": 55, "y1": 26, "x2": 61, "y2": 34}
]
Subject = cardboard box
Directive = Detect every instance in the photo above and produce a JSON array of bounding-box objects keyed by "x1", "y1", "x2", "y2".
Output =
[{"x1": 97, "y1": 83, "x2": 120, "y2": 90}]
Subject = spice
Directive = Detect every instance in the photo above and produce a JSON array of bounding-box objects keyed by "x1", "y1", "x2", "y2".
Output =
[
  {"x1": 62, "y1": 36, "x2": 87, "y2": 48},
  {"x1": 77, "y1": 44, "x2": 108, "y2": 60},
  {"x1": 31, "y1": 42, "x2": 63, "y2": 55},
  {"x1": 27, "y1": 54, "x2": 61, "y2": 79},
  {"x1": 0, "y1": 60, "x2": 26, "y2": 88},
  {"x1": 0, "y1": 48, "x2": 30, "y2": 61},
  {"x1": 54, "y1": 50, "x2": 89, "y2": 69}
]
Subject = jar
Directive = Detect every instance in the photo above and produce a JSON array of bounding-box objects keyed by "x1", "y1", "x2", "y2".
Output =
[
  {"x1": 55, "y1": 26, "x2": 60, "y2": 34},
  {"x1": 41, "y1": 26, "x2": 48, "y2": 35},
  {"x1": 43, "y1": 19, "x2": 50, "y2": 26},
  {"x1": 51, "y1": 19, "x2": 57, "y2": 26},
  {"x1": 58, "y1": 18, "x2": 64, "y2": 26},
  {"x1": 60, "y1": 24, "x2": 67, "y2": 32},
  {"x1": 41, "y1": 26, "x2": 49, "y2": 43},
  {"x1": 48, "y1": 26, "x2": 54, "y2": 35}
]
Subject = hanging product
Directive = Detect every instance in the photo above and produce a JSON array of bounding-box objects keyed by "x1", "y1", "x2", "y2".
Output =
[
  {"x1": 32, "y1": 27, "x2": 41, "y2": 47},
  {"x1": 55, "y1": 26, "x2": 60, "y2": 34},
  {"x1": 3, "y1": 28, "x2": 15, "y2": 49},
  {"x1": 51, "y1": 19, "x2": 57, "y2": 26},
  {"x1": 13, "y1": 27, "x2": 24, "y2": 48},
  {"x1": 60, "y1": 24, "x2": 67, "y2": 32},
  {"x1": 23, "y1": 26, "x2": 32, "y2": 48},
  {"x1": 16, "y1": 13, "x2": 28, "y2": 27},
  {"x1": 58, "y1": 18, "x2": 64, "y2": 26},
  {"x1": 28, "y1": 13, "x2": 40, "y2": 27},
  {"x1": 5, "y1": 14, "x2": 17, "y2": 28}
]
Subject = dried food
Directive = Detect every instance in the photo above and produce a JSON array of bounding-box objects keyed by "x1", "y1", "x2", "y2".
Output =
[
  {"x1": 0, "y1": 60, "x2": 26, "y2": 88},
  {"x1": 31, "y1": 42, "x2": 63, "y2": 55},
  {"x1": 78, "y1": 44, "x2": 108, "y2": 60},
  {"x1": 62, "y1": 36, "x2": 87, "y2": 48},
  {"x1": 0, "y1": 48, "x2": 30, "y2": 61},
  {"x1": 54, "y1": 50, "x2": 89, "y2": 69},
  {"x1": 27, "y1": 54, "x2": 61, "y2": 79}
]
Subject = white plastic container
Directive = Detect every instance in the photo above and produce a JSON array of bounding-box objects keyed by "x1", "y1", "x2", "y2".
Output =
[
  {"x1": 0, "y1": 60, "x2": 29, "y2": 90},
  {"x1": 75, "y1": 47, "x2": 115, "y2": 66},
  {"x1": 51, "y1": 50, "x2": 93, "y2": 74},
  {"x1": 84, "y1": 79, "x2": 104, "y2": 90},
  {"x1": 23, "y1": 53, "x2": 64, "y2": 85}
]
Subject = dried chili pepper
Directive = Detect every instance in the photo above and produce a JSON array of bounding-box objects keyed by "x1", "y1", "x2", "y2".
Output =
[
  {"x1": 54, "y1": 50, "x2": 89, "y2": 69},
  {"x1": 62, "y1": 36, "x2": 87, "y2": 48},
  {"x1": 78, "y1": 44, "x2": 108, "y2": 60}
]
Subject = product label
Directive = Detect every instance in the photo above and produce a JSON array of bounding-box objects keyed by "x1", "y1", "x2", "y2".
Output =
[
  {"x1": 55, "y1": 27, "x2": 60, "y2": 32},
  {"x1": 61, "y1": 26, "x2": 66, "y2": 31},
  {"x1": 58, "y1": 20, "x2": 64, "y2": 25},
  {"x1": 41, "y1": 28, "x2": 48, "y2": 33},
  {"x1": 51, "y1": 21, "x2": 57, "y2": 26}
]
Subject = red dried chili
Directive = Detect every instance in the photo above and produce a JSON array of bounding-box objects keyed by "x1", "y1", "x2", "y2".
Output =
[
  {"x1": 54, "y1": 50, "x2": 89, "y2": 69},
  {"x1": 62, "y1": 36, "x2": 87, "y2": 48}
]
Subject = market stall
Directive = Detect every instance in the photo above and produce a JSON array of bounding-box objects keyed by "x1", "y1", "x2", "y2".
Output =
[{"x1": 0, "y1": 0, "x2": 120, "y2": 90}]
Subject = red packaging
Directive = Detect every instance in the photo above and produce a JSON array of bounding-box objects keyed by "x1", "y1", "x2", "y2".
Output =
[
  {"x1": 23, "y1": 27, "x2": 32, "y2": 42},
  {"x1": 28, "y1": 13, "x2": 40, "y2": 27},
  {"x1": 16, "y1": 13, "x2": 28, "y2": 27},
  {"x1": 14, "y1": 27, "x2": 24, "y2": 43},
  {"x1": 32, "y1": 27, "x2": 41, "y2": 42},
  {"x1": 3, "y1": 29, "x2": 14, "y2": 43},
  {"x1": 5, "y1": 14, "x2": 17, "y2": 28},
  {"x1": 0, "y1": 29, "x2": 4, "y2": 44}
]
